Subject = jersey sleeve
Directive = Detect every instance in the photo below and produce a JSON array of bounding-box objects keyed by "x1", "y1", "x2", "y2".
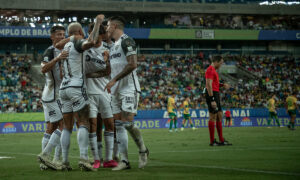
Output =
[
  {"x1": 121, "y1": 37, "x2": 137, "y2": 57},
  {"x1": 74, "y1": 39, "x2": 86, "y2": 53},
  {"x1": 205, "y1": 67, "x2": 214, "y2": 80},
  {"x1": 42, "y1": 47, "x2": 54, "y2": 63}
]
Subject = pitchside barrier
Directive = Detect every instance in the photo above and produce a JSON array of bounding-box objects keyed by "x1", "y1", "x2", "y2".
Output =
[{"x1": 0, "y1": 108, "x2": 299, "y2": 134}]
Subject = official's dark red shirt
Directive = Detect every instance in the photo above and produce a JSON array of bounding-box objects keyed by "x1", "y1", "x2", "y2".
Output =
[
  {"x1": 205, "y1": 65, "x2": 219, "y2": 92},
  {"x1": 225, "y1": 110, "x2": 231, "y2": 118}
]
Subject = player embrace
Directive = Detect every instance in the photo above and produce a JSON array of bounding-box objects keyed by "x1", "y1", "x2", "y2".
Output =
[{"x1": 105, "y1": 16, "x2": 149, "y2": 170}]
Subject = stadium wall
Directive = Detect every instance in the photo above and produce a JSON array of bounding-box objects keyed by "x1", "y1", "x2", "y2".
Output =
[
  {"x1": 1, "y1": 0, "x2": 300, "y2": 15},
  {"x1": 0, "y1": 26, "x2": 300, "y2": 40},
  {"x1": 0, "y1": 108, "x2": 299, "y2": 134}
]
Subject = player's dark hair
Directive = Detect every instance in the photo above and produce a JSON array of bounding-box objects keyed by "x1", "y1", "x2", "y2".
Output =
[
  {"x1": 50, "y1": 25, "x2": 65, "y2": 34},
  {"x1": 88, "y1": 23, "x2": 106, "y2": 35},
  {"x1": 212, "y1": 55, "x2": 223, "y2": 62},
  {"x1": 108, "y1": 16, "x2": 126, "y2": 29},
  {"x1": 102, "y1": 20, "x2": 108, "y2": 26},
  {"x1": 292, "y1": 91, "x2": 298, "y2": 95}
]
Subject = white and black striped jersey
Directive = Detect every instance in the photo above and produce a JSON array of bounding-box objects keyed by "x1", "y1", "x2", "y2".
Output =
[
  {"x1": 85, "y1": 42, "x2": 109, "y2": 95},
  {"x1": 41, "y1": 46, "x2": 62, "y2": 103},
  {"x1": 109, "y1": 34, "x2": 141, "y2": 95},
  {"x1": 60, "y1": 39, "x2": 86, "y2": 90}
]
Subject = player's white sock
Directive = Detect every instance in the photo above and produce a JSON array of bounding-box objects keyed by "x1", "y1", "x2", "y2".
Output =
[
  {"x1": 42, "y1": 133, "x2": 51, "y2": 151},
  {"x1": 113, "y1": 140, "x2": 119, "y2": 159},
  {"x1": 77, "y1": 126, "x2": 89, "y2": 160},
  {"x1": 104, "y1": 131, "x2": 114, "y2": 161},
  {"x1": 124, "y1": 121, "x2": 146, "y2": 152},
  {"x1": 44, "y1": 129, "x2": 61, "y2": 155},
  {"x1": 54, "y1": 143, "x2": 62, "y2": 161},
  {"x1": 115, "y1": 120, "x2": 128, "y2": 162},
  {"x1": 89, "y1": 132, "x2": 100, "y2": 161},
  {"x1": 61, "y1": 129, "x2": 71, "y2": 163},
  {"x1": 97, "y1": 141, "x2": 103, "y2": 161}
]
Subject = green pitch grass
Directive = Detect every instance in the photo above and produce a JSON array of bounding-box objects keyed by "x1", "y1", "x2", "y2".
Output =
[
  {"x1": 0, "y1": 127, "x2": 299, "y2": 180},
  {"x1": 0, "y1": 113, "x2": 44, "y2": 122}
]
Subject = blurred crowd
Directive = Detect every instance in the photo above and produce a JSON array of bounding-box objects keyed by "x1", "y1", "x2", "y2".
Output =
[
  {"x1": 166, "y1": 14, "x2": 300, "y2": 30},
  {"x1": 0, "y1": 53, "x2": 299, "y2": 113},
  {"x1": 137, "y1": 54, "x2": 300, "y2": 110},
  {"x1": 0, "y1": 54, "x2": 43, "y2": 113},
  {"x1": 1, "y1": 14, "x2": 299, "y2": 30}
]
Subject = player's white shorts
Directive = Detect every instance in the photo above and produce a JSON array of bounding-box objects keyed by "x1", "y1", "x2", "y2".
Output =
[
  {"x1": 111, "y1": 91, "x2": 140, "y2": 115},
  {"x1": 59, "y1": 87, "x2": 89, "y2": 114},
  {"x1": 88, "y1": 93, "x2": 113, "y2": 119},
  {"x1": 42, "y1": 99, "x2": 63, "y2": 123}
]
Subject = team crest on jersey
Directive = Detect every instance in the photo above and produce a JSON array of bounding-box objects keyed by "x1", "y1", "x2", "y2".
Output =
[{"x1": 115, "y1": 45, "x2": 120, "y2": 51}]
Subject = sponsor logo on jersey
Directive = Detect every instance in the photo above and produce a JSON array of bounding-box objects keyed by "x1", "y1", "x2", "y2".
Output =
[
  {"x1": 240, "y1": 117, "x2": 252, "y2": 126},
  {"x1": 2, "y1": 123, "x2": 17, "y2": 133},
  {"x1": 115, "y1": 45, "x2": 120, "y2": 51},
  {"x1": 85, "y1": 55, "x2": 106, "y2": 64},
  {"x1": 110, "y1": 53, "x2": 122, "y2": 59},
  {"x1": 49, "y1": 110, "x2": 56, "y2": 116}
]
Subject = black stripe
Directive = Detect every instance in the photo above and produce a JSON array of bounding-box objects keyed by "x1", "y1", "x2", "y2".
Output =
[
  {"x1": 81, "y1": 53, "x2": 84, "y2": 87},
  {"x1": 59, "y1": 85, "x2": 84, "y2": 90},
  {"x1": 131, "y1": 72, "x2": 141, "y2": 93}
]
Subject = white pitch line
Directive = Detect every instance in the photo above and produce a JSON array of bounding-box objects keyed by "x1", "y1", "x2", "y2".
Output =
[
  {"x1": 0, "y1": 156, "x2": 14, "y2": 159},
  {"x1": 135, "y1": 146, "x2": 300, "y2": 154},
  {"x1": 149, "y1": 161, "x2": 300, "y2": 176},
  {"x1": 0, "y1": 151, "x2": 299, "y2": 176}
]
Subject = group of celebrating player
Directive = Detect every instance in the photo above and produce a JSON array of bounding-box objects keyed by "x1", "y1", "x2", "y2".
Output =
[
  {"x1": 36, "y1": 13, "x2": 299, "y2": 172},
  {"x1": 37, "y1": 14, "x2": 148, "y2": 171}
]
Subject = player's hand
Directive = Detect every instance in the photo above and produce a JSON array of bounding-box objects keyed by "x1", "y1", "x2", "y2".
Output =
[
  {"x1": 96, "y1": 14, "x2": 105, "y2": 23},
  {"x1": 211, "y1": 101, "x2": 217, "y2": 109},
  {"x1": 224, "y1": 83, "x2": 230, "y2": 90},
  {"x1": 102, "y1": 51, "x2": 109, "y2": 62},
  {"x1": 104, "y1": 79, "x2": 116, "y2": 94},
  {"x1": 57, "y1": 51, "x2": 69, "y2": 61}
]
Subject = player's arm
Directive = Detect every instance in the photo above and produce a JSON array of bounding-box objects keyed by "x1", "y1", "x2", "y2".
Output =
[
  {"x1": 206, "y1": 77, "x2": 217, "y2": 108},
  {"x1": 71, "y1": 14, "x2": 105, "y2": 53},
  {"x1": 294, "y1": 101, "x2": 300, "y2": 113},
  {"x1": 105, "y1": 37, "x2": 137, "y2": 93},
  {"x1": 87, "y1": 14, "x2": 104, "y2": 46},
  {"x1": 285, "y1": 100, "x2": 289, "y2": 112},
  {"x1": 206, "y1": 78, "x2": 214, "y2": 97},
  {"x1": 55, "y1": 35, "x2": 83, "y2": 50},
  {"x1": 86, "y1": 51, "x2": 111, "y2": 78},
  {"x1": 41, "y1": 48, "x2": 68, "y2": 74},
  {"x1": 172, "y1": 102, "x2": 177, "y2": 110}
]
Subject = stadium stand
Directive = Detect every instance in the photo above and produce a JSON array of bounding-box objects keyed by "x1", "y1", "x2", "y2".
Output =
[
  {"x1": 0, "y1": 54, "x2": 43, "y2": 113},
  {"x1": 0, "y1": 52, "x2": 299, "y2": 112},
  {"x1": 137, "y1": 54, "x2": 300, "y2": 110},
  {"x1": 1, "y1": 14, "x2": 299, "y2": 30}
]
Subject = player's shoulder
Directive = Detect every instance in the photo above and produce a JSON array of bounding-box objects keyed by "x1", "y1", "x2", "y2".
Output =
[
  {"x1": 121, "y1": 35, "x2": 135, "y2": 47},
  {"x1": 64, "y1": 41, "x2": 73, "y2": 49},
  {"x1": 205, "y1": 65, "x2": 213, "y2": 72},
  {"x1": 43, "y1": 45, "x2": 54, "y2": 53},
  {"x1": 42, "y1": 45, "x2": 55, "y2": 62}
]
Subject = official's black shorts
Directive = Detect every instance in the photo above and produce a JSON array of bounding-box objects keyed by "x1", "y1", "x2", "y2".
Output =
[
  {"x1": 226, "y1": 117, "x2": 231, "y2": 121},
  {"x1": 205, "y1": 91, "x2": 222, "y2": 114}
]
